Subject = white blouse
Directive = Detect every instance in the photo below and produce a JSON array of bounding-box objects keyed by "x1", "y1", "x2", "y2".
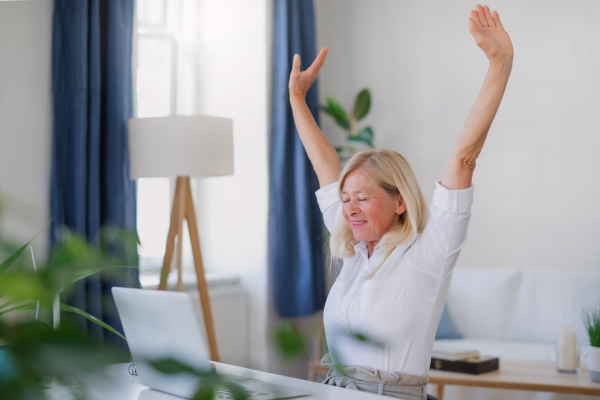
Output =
[{"x1": 316, "y1": 180, "x2": 475, "y2": 376}]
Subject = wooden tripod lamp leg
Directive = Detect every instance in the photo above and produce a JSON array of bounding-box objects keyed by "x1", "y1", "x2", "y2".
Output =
[
  {"x1": 159, "y1": 179, "x2": 183, "y2": 290},
  {"x1": 183, "y1": 178, "x2": 220, "y2": 362},
  {"x1": 174, "y1": 177, "x2": 186, "y2": 292}
]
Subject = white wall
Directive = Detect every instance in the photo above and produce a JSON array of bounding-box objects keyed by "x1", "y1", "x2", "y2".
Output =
[
  {"x1": 315, "y1": 0, "x2": 600, "y2": 270},
  {"x1": 194, "y1": 0, "x2": 272, "y2": 372},
  {"x1": 193, "y1": 0, "x2": 325, "y2": 378},
  {"x1": 0, "y1": 0, "x2": 53, "y2": 261}
]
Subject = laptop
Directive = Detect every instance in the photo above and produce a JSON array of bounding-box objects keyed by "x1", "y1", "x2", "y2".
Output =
[{"x1": 112, "y1": 287, "x2": 311, "y2": 399}]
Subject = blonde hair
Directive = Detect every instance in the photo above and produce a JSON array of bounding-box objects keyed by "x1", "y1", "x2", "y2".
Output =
[{"x1": 329, "y1": 149, "x2": 428, "y2": 265}]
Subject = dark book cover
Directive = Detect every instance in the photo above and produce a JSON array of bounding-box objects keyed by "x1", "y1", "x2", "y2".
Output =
[{"x1": 430, "y1": 356, "x2": 500, "y2": 375}]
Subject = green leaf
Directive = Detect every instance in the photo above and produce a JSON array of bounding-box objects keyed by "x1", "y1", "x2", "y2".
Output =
[
  {"x1": 354, "y1": 333, "x2": 367, "y2": 342},
  {"x1": 348, "y1": 126, "x2": 374, "y2": 147},
  {"x1": 65, "y1": 267, "x2": 109, "y2": 285},
  {"x1": 0, "y1": 272, "x2": 53, "y2": 305},
  {"x1": 0, "y1": 241, "x2": 31, "y2": 274},
  {"x1": 350, "y1": 332, "x2": 384, "y2": 349},
  {"x1": 323, "y1": 229, "x2": 331, "y2": 250},
  {"x1": 150, "y1": 358, "x2": 204, "y2": 376},
  {"x1": 321, "y1": 98, "x2": 350, "y2": 130},
  {"x1": 65, "y1": 266, "x2": 136, "y2": 285},
  {"x1": 0, "y1": 301, "x2": 37, "y2": 315},
  {"x1": 191, "y1": 386, "x2": 216, "y2": 400},
  {"x1": 60, "y1": 303, "x2": 126, "y2": 340},
  {"x1": 319, "y1": 105, "x2": 334, "y2": 117},
  {"x1": 353, "y1": 89, "x2": 371, "y2": 121},
  {"x1": 99, "y1": 226, "x2": 140, "y2": 246},
  {"x1": 584, "y1": 305, "x2": 600, "y2": 348},
  {"x1": 0, "y1": 297, "x2": 23, "y2": 311},
  {"x1": 0, "y1": 220, "x2": 50, "y2": 274},
  {"x1": 272, "y1": 324, "x2": 304, "y2": 359}
]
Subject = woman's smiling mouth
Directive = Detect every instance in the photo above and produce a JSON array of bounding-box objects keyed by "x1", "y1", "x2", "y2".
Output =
[{"x1": 350, "y1": 220, "x2": 367, "y2": 229}]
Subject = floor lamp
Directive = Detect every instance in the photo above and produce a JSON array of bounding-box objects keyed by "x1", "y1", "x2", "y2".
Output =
[{"x1": 128, "y1": 115, "x2": 234, "y2": 362}]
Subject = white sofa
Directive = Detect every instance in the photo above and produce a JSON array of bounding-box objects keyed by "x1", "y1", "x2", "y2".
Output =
[{"x1": 428, "y1": 266, "x2": 600, "y2": 400}]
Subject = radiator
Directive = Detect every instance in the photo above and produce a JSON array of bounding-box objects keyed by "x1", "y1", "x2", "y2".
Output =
[
  {"x1": 140, "y1": 271, "x2": 250, "y2": 367},
  {"x1": 188, "y1": 282, "x2": 249, "y2": 367}
]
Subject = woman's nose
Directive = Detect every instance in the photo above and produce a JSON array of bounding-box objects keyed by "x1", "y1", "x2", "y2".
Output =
[{"x1": 344, "y1": 200, "x2": 359, "y2": 215}]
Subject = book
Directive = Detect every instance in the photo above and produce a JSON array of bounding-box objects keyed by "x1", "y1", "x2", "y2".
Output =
[
  {"x1": 430, "y1": 356, "x2": 500, "y2": 375},
  {"x1": 431, "y1": 343, "x2": 480, "y2": 361}
]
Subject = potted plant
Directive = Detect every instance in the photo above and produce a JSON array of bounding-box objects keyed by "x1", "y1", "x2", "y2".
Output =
[
  {"x1": 0, "y1": 226, "x2": 138, "y2": 399},
  {"x1": 584, "y1": 304, "x2": 600, "y2": 382},
  {"x1": 320, "y1": 88, "x2": 374, "y2": 161}
]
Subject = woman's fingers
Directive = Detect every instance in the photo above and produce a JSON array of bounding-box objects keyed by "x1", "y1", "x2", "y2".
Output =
[
  {"x1": 307, "y1": 47, "x2": 329, "y2": 76},
  {"x1": 476, "y1": 4, "x2": 488, "y2": 27},
  {"x1": 471, "y1": 6, "x2": 502, "y2": 29},
  {"x1": 467, "y1": 18, "x2": 479, "y2": 36},
  {"x1": 289, "y1": 48, "x2": 328, "y2": 97},
  {"x1": 470, "y1": 10, "x2": 483, "y2": 27},
  {"x1": 292, "y1": 54, "x2": 301, "y2": 74},
  {"x1": 482, "y1": 5, "x2": 496, "y2": 27},
  {"x1": 467, "y1": 6, "x2": 513, "y2": 61},
  {"x1": 492, "y1": 10, "x2": 503, "y2": 28}
]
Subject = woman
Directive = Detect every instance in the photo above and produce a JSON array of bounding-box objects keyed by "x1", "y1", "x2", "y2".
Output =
[{"x1": 288, "y1": 4, "x2": 513, "y2": 400}]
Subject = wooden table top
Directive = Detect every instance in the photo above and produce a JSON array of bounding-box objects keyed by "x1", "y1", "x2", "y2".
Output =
[{"x1": 428, "y1": 360, "x2": 600, "y2": 396}]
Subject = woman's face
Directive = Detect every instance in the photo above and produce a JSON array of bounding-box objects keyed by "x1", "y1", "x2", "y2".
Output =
[{"x1": 341, "y1": 169, "x2": 406, "y2": 249}]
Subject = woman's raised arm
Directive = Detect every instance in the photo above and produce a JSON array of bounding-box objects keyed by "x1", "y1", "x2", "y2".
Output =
[
  {"x1": 289, "y1": 47, "x2": 341, "y2": 188},
  {"x1": 441, "y1": 5, "x2": 514, "y2": 190}
]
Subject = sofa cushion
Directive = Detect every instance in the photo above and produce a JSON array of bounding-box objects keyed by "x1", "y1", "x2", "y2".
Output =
[
  {"x1": 446, "y1": 267, "x2": 521, "y2": 339},
  {"x1": 435, "y1": 305, "x2": 463, "y2": 340},
  {"x1": 502, "y1": 267, "x2": 600, "y2": 344}
]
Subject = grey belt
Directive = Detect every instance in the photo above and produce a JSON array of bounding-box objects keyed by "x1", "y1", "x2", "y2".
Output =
[{"x1": 321, "y1": 353, "x2": 429, "y2": 400}]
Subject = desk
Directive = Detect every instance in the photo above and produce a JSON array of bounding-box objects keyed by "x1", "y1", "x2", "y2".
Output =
[
  {"x1": 428, "y1": 360, "x2": 600, "y2": 400},
  {"x1": 45, "y1": 362, "x2": 386, "y2": 400}
]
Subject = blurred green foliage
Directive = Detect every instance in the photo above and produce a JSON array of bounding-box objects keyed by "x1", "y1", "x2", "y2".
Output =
[
  {"x1": 320, "y1": 89, "x2": 375, "y2": 158},
  {"x1": 0, "y1": 222, "x2": 138, "y2": 399},
  {"x1": 585, "y1": 303, "x2": 600, "y2": 348},
  {"x1": 272, "y1": 323, "x2": 305, "y2": 360},
  {"x1": 150, "y1": 358, "x2": 246, "y2": 400}
]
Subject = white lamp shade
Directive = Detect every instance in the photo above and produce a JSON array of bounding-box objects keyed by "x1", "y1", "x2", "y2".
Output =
[{"x1": 128, "y1": 115, "x2": 234, "y2": 179}]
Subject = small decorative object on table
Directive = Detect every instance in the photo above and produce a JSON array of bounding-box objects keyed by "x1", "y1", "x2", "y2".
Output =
[
  {"x1": 430, "y1": 343, "x2": 498, "y2": 374},
  {"x1": 557, "y1": 324, "x2": 580, "y2": 373},
  {"x1": 431, "y1": 343, "x2": 480, "y2": 361},
  {"x1": 584, "y1": 303, "x2": 600, "y2": 382},
  {"x1": 430, "y1": 356, "x2": 499, "y2": 375}
]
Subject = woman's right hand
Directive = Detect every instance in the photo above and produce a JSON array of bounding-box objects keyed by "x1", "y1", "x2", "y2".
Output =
[
  {"x1": 287, "y1": 47, "x2": 339, "y2": 187},
  {"x1": 288, "y1": 47, "x2": 328, "y2": 100},
  {"x1": 468, "y1": 5, "x2": 513, "y2": 63}
]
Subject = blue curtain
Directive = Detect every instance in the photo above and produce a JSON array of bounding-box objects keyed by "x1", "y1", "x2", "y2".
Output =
[
  {"x1": 50, "y1": 0, "x2": 138, "y2": 346},
  {"x1": 270, "y1": 0, "x2": 325, "y2": 317}
]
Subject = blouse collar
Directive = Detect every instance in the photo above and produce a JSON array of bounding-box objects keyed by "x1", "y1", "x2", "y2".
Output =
[{"x1": 353, "y1": 234, "x2": 420, "y2": 278}]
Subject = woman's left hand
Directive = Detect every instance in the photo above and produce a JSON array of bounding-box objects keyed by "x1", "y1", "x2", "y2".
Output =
[{"x1": 468, "y1": 4, "x2": 514, "y2": 62}]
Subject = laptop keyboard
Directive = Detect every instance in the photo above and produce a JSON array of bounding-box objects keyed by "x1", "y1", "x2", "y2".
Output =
[{"x1": 216, "y1": 386, "x2": 270, "y2": 399}]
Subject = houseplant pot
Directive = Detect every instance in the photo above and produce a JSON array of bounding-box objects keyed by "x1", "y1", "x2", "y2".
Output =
[
  {"x1": 585, "y1": 305, "x2": 600, "y2": 382},
  {"x1": 0, "y1": 346, "x2": 15, "y2": 389},
  {"x1": 588, "y1": 346, "x2": 600, "y2": 383}
]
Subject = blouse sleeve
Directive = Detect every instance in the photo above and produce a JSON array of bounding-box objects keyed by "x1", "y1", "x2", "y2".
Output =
[
  {"x1": 315, "y1": 181, "x2": 343, "y2": 234},
  {"x1": 406, "y1": 180, "x2": 475, "y2": 278}
]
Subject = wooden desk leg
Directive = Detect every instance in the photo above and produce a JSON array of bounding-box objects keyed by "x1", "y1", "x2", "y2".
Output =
[{"x1": 437, "y1": 384, "x2": 444, "y2": 400}]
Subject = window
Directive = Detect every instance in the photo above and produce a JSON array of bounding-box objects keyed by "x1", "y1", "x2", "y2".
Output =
[{"x1": 133, "y1": 0, "x2": 198, "y2": 273}]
